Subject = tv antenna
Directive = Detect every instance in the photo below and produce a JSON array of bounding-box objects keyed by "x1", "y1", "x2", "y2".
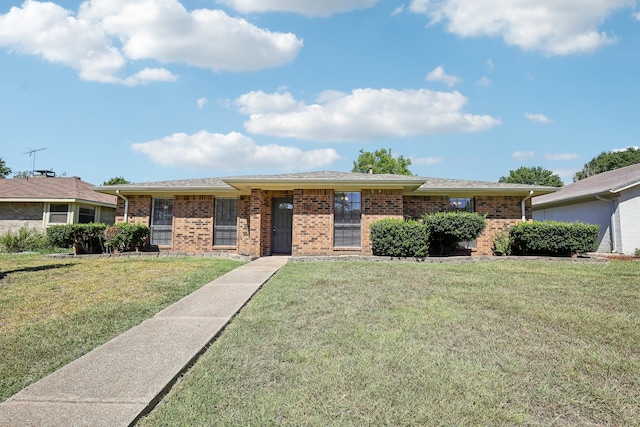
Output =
[{"x1": 24, "y1": 147, "x2": 46, "y2": 175}]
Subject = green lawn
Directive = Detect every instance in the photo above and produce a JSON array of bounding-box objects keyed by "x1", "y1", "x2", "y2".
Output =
[
  {"x1": 139, "y1": 260, "x2": 640, "y2": 427},
  {"x1": 0, "y1": 254, "x2": 245, "y2": 402}
]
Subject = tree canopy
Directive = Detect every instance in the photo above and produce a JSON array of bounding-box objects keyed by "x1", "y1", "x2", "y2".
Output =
[
  {"x1": 0, "y1": 158, "x2": 11, "y2": 178},
  {"x1": 352, "y1": 148, "x2": 413, "y2": 175},
  {"x1": 102, "y1": 176, "x2": 130, "y2": 185},
  {"x1": 573, "y1": 147, "x2": 640, "y2": 181},
  {"x1": 498, "y1": 166, "x2": 563, "y2": 187}
]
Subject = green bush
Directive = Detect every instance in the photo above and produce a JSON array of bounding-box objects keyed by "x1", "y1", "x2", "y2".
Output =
[
  {"x1": 46, "y1": 224, "x2": 75, "y2": 249},
  {"x1": 492, "y1": 231, "x2": 512, "y2": 256},
  {"x1": 422, "y1": 212, "x2": 487, "y2": 256},
  {"x1": 46, "y1": 224, "x2": 107, "y2": 253},
  {"x1": 0, "y1": 226, "x2": 48, "y2": 253},
  {"x1": 509, "y1": 221, "x2": 599, "y2": 256},
  {"x1": 370, "y1": 218, "x2": 429, "y2": 258},
  {"x1": 104, "y1": 223, "x2": 150, "y2": 252}
]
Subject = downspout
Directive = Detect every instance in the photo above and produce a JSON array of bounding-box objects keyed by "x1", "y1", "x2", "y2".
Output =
[
  {"x1": 521, "y1": 191, "x2": 534, "y2": 222},
  {"x1": 115, "y1": 190, "x2": 129, "y2": 223},
  {"x1": 595, "y1": 195, "x2": 617, "y2": 253}
]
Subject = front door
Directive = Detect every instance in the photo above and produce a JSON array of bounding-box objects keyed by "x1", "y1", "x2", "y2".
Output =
[{"x1": 272, "y1": 197, "x2": 293, "y2": 254}]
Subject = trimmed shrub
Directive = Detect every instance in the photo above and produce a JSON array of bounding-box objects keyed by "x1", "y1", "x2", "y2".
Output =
[
  {"x1": 422, "y1": 212, "x2": 487, "y2": 256},
  {"x1": 509, "y1": 221, "x2": 599, "y2": 256},
  {"x1": 104, "y1": 223, "x2": 150, "y2": 252},
  {"x1": 46, "y1": 224, "x2": 75, "y2": 249},
  {"x1": 46, "y1": 223, "x2": 108, "y2": 253},
  {"x1": 370, "y1": 218, "x2": 429, "y2": 258}
]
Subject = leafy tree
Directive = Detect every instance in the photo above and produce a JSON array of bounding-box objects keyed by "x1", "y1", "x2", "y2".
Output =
[
  {"x1": 102, "y1": 176, "x2": 130, "y2": 185},
  {"x1": 574, "y1": 147, "x2": 640, "y2": 181},
  {"x1": 499, "y1": 166, "x2": 563, "y2": 187},
  {"x1": 352, "y1": 148, "x2": 413, "y2": 175},
  {"x1": 0, "y1": 158, "x2": 11, "y2": 178}
]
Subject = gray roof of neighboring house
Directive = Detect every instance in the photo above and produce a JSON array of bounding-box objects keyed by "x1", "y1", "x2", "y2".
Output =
[
  {"x1": 533, "y1": 163, "x2": 640, "y2": 208},
  {"x1": 0, "y1": 176, "x2": 117, "y2": 206},
  {"x1": 94, "y1": 171, "x2": 558, "y2": 196}
]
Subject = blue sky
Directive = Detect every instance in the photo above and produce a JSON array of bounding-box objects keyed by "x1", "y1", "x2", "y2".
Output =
[{"x1": 1, "y1": 0, "x2": 639, "y2": 185}]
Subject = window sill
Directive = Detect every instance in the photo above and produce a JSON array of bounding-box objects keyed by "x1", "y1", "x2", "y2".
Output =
[
  {"x1": 213, "y1": 246, "x2": 237, "y2": 250},
  {"x1": 333, "y1": 247, "x2": 361, "y2": 251}
]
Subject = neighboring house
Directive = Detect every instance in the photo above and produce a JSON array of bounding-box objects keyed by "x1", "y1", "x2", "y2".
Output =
[
  {"x1": 95, "y1": 171, "x2": 555, "y2": 258},
  {"x1": 0, "y1": 176, "x2": 117, "y2": 235},
  {"x1": 533, "y1": 163, "x2": 640, "y2": 255}
]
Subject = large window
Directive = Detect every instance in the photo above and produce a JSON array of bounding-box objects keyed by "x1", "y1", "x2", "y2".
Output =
[
  {"x1": 334, "y1": 191, "x2": 361, "y2": 247},
  {"x1": 78, "y1": 206, "x2": 96, "y2": 224},
  {"x1": 214, "y1": 198, "x2": 238, "y2": 246},
  {"x1": 49, "y1": 204, "x2": 69, "y2": 224},
  {"x1": 450, "y1": 197, "x2": 474, "y2": 212},
  {"x1": 151, "y1": 198, "x2": 173, "y2": 246}
]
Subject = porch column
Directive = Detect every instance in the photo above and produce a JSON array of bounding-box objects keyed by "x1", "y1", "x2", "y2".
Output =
[{"x1": 249, "y1": 189, "x2": 265, "y2": 258}]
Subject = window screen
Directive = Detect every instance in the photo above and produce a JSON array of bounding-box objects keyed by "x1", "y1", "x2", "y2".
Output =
[
  {"x1": 334, "y1": 191, "x2": 361, "y2": 247},
  {"x1": 214, "y1": 198, "x2": 238, "y2": 246}
]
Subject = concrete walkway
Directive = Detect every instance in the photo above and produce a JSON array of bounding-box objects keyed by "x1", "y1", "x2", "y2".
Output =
[{"x1": 0, "y1": 256, "x2": 290, "y2": 427}]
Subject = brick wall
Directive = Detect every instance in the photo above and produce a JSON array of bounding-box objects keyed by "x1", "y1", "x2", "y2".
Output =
[
  {"x1": 0, "y1": 202, "x2": 44, "y2": 234},
  {"x1": 292, "y1": 189, "x2": 333, "y2": 256},
  {"x1": 475, "y1": 196, "x2": 529, "y2": 256},
  {"x1": 172, "y1": 195, "x2": 214, "y2": 252},
  {"x1": 403, "y1": 195, "x2": 450, "y2": 219},
  {"x1": 116, "y1": 195, "x2": 151, "y2": 225},
  {"x1": 361, "y1": 189, "x2": 404, "y2": 255}
]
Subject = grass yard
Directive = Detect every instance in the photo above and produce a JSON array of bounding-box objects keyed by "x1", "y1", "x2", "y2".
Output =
[
  {"x1": 0, "y1": 254, "x2": 245, "y2": 402},
  {"x1": 139, "y1": 260, "x2": 640, "y2": 427}
]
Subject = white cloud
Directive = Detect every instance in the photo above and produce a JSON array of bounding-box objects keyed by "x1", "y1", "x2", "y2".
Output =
[
  {"x1": 634, "y1": 12, "x2": 640, "y2": 21},
  {"x1": 0, "y1": 0, "x2": 302, "y2": 85},
  {"x1": 197, "y1": 98, "x2": 208, "y2": 109},
  {"x1": 525, "y1": 112, "x2": 552, "y2": 123},
  {"x1": 487, "y1": 59, "x2": 494, "y2": 71},
  {"x1": 545, "y1": 153, "x2": 580, "y2": 161},
  {"x1": 235, "y1": 88, "x2": 501, "y2": 142},
  {"x1": 477, "y1": 76, "x2": 491, "y2": 87},
  {"x1": 131, "y1": 131, "x2": 340, "y2": 170},
  {"x1": 512, "y1": 151, "x2": 535, "y2": 160},
  {"x1": 425, "y1": 66, "x2": 460, "y2": 87},
  {"x1": 391, "y1": 5, "x2": 405, "y2": 16},
  {"x1": 412, "y1": 156, "x2": 445, "y2": 165},
  {"x1": 409, "y1": 0, "x2": 633, "y2": 55},
  {"x1": 217, "y1": 0, "x2": 379, "y2": 17}
]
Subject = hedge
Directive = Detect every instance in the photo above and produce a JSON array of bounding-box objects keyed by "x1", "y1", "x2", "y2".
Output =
[
  {"x1": 370, "y1": 218, "x2": 429, "y2": 258},
  {"x1": 422, "y1": 212, "x2": 487, "y2": 256},
  {"x1": 103, "y1": 223, "x2": 150, "y2": 252},
  {"x1": 46, "y1": 223, "x2": 107, "y2": 254},
  {"x1": 509, "y1": 221, "x2": 599, "y2": 256}
]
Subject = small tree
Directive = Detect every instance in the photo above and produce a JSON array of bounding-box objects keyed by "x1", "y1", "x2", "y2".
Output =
[
  {"x1": 102, "y1": 176, "x2": 130, "y2": 185},
  {"x1": 352, "y1": 148, "x2": 413, "y2": 175},
  {"x1": 0, "y1": 158, "x2": 12, "y2": 178},
  {"x1": 499, "y1": 166, "x2": 563, "y2": 187},
  {"x1": 13, "y1": 171, "x2": 31, "y2": 179}
]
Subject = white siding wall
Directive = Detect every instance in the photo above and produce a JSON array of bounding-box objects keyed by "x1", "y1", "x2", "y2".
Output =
[
  {"x1": 532, "y1": 200, "x2": 612, "y2": 253},
  {"x1": 618, "y1": 186, "x2": 640, "y2": 254}
]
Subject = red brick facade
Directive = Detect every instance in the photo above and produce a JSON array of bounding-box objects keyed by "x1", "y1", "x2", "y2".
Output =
[{"x1": 115, "y1": 189, "x2": 532, "y2": 257}]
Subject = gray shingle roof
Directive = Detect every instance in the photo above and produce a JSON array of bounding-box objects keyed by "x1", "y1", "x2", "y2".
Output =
[
  {"x1": 93, "y1": 171, "x2": 558, "y2": 196},
  {"x1": 533, "y1": 163, "x2": 640, "y2": 207},
  {"x1": 0, "y1": 177, "x2": 117, "y2": 206}
]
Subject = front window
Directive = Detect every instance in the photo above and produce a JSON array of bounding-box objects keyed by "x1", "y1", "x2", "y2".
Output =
[
  {"x1": 214, "y1": 198, "x2": 238, "y2": 246},
  {"x1": 151, "y1": 198, "x2": 173, "y2": 246},
  {"x1": 334, "y1": 191, "x2": 361, "y2": 247},
  {"x1": 49, "y1": 204, "x2": 69, "y2": 224},
  {"x1": 450, "y1": 197, "x2": 474, "y2": 212},
  {"x1": 78, "y1": 206, "x2": 96, "y2": 224}
]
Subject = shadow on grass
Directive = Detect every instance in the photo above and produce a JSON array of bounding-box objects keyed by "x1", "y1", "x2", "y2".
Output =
[{"x1": 0, "y1": 263, "x2": 76, "y2": 280}]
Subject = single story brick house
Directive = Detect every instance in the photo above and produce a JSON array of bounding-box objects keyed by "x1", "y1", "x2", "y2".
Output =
[
  {"x1": 95, "y1": 171, "x2": 557, "y2": 257},
  {"x1": 0, "y1": 176, "x2": 117, "y2": 235},
  {"x1": 533, "y1": 163, "x2": 640, "y2": 255}
]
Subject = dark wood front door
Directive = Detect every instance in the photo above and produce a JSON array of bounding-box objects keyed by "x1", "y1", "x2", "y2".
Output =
[{"x1": 272, "y1": 197, "x2": 293, "y2": 254}]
